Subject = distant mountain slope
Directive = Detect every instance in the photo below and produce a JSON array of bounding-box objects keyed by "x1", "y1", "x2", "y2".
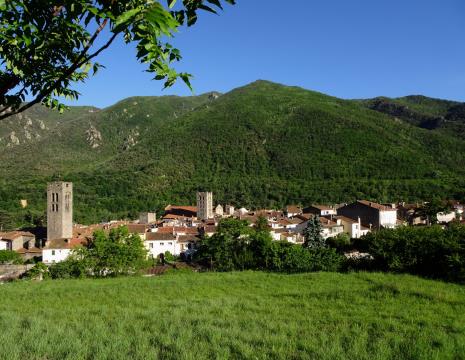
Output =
[
  {"x1": 1, "y1": 81, "x2": 465, "y2": 227},
  {"x1": 359, "y1": 95, "x2": 465, "y2": 139}
]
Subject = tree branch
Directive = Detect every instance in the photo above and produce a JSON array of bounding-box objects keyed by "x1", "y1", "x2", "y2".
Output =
[{"x1": 0, "y1": 27, "x2": 119, "y2": 121}]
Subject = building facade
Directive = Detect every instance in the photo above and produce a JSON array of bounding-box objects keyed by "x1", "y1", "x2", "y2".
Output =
[
  {"x1": 337, "y1": 200, "x2": 397, "y2": 229},
  {"x1": 139, "y1": 212, "x2": 156, "y2": 224},
  {"x1": 47, "y1": 182, "x2": 73, "y2": 241},
  {"x1": 196, "y1": 192, "x2": 213, "y2": 220}
]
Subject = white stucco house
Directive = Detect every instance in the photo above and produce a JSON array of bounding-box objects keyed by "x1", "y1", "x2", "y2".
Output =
[
  {"x1": 292, "y1": 215, "x2": 344, "y2": 239},
  {"x1": 42, "y1": 238, "x2": 86, "y2": 264},
  {"x1": 335, "y1": 216, "x2": 370, "y2": 239},
  {"x1": 145, "y1": 232, "x2": 178, "y2": 258}
]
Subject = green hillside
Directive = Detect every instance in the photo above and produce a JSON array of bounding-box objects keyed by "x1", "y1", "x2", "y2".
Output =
[
  {"x1": 1, "y1": 81, "x2": 465, "y2": 226},
  {"x1": 360, "y1": 95, "x2": 465, "y2": 139},
  {"x1": 0, "y1": 272, "x2": 464, "y2": 359}
]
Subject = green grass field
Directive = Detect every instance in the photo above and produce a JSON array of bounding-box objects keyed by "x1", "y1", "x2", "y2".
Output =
[{"x1": 0, "y1": 271, "x2": 464, "y2": 359}]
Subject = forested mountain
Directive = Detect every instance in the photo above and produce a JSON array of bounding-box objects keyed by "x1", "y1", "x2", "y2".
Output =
[
  {"x1": 1, "y1": 80, "x2": 465, "y2": 227},
  {"x1": 360, "y1": 95, "x2": 465, "y2": 139}
]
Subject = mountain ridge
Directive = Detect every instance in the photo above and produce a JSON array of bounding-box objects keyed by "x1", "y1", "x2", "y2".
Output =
[{"x1": 1, "y1": 80, "x2": 465, "y2": 227}]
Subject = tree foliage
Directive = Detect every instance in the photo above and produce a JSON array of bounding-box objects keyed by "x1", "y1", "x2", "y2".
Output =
[
  {"x1": 303, "y1": 216, "x2": 326, "y2": 249},
  {"x1": 0, "y1": 250, "x2": 23, "y2": 264},
  {"x1": 86, "y1": 226, "x2": 148, "y2": 276},
  {"x1": 0, "y1": 0, "x2": 235, "y2": 119},
  {"x1": 365, "y1": 224, "x2": 465, "y2": 282},
  {"x1": 47, "y1": 225, "x2": 148, "y2": 278},
  {"x1": 196, "y1": 218, "x2": 344, "y2": 273},
  {"x1": 416, "y1": 198, "x2": 451, "y2": 225}
]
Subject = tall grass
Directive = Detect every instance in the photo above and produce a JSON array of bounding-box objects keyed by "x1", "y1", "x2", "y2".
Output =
[{"x1": 0, "y1": 272, "x2": 464, "y2": 359}]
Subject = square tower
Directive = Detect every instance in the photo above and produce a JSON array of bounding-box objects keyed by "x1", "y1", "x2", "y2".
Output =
[
  {"x1": 196, "y1": 192, "x2": 213, "y2": 220},
  {"x1": 47, "y1": 182, "x2": 73, "y2": 241}
]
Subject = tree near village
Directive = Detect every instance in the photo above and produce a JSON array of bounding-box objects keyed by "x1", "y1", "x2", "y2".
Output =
[{"x1": 0, "y1": 0, "x2": 235, "y2": 120}]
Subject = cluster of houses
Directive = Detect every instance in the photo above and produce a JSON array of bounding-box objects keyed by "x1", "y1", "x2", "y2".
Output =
[{"x1": 1, "y1": 182, "x2": 463, "y2": 265}]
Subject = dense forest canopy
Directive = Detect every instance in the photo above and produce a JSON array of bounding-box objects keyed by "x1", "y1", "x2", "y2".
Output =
[{"x1": 1, "y1": 81, "x2": 465, "y2": 228}]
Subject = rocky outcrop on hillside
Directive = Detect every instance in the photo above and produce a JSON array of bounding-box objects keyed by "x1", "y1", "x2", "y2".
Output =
[
  {"x1": 85, "y1": 125, "x2": 102, "y2": 148},
  {"x1": 366, "y1": 98, "x2": 444, "y2": 130},
  {"x1": 7, "y1": 131, "x2": 20, "y2": 146},
  {"x1": 122, "y1": 128, "x2": 140, "y2": 150}
]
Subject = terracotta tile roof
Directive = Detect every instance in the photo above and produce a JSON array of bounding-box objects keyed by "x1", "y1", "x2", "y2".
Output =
[
  {"x1": 0, "y1": 231, "x2": 35, "y2": 240},
  {"x1": 201, "y1": 225, "x2": 217, "y2": 233},
  {"x1": 73, "y1": 222, "x2": 130, "y2": 238},
  {"x1": 289, "y1": 218, "x2": 303, "y2": 224},
  {"x1": 271, "y1": 228, "x2": 288, "y2": 234},
  {"x1": 318, "y1": 217, "x2": 341, "y2": 228},
  {"x1": 296, "y1": 213, "x2": 313, "y2": 221},
  {"x1": 178, "y1": 235, "x2": 201, "y2": 243},
  {"x1": 357, "y1": 200, "x2": 396, "y2": 211},
  {"x1": 156, "y1": 227, "x2": 199, "y2": 235},
  {"x1": 335, "y1": 215, "x2": 358, "y2": 223},
  {"x1": 277, "y1": 219, "x2": 293, "y2": 226},
  {"x1": 285, "y1": 205, "x2": 301, "y2": 213},
  {"x1": 156, "y1": 227, "x2": 175, "y2": 234},
  {"x1": 16, "y1": 247, "x2": 42, "y2": 254},
  {"x1": 127, "y1": 224, "x2": 149, "y2": 234},
  {"x1": 146, "y1": 233, "x2": 176, "y2": 241},
  {"x1": 164, "y1": 205, "x2": 197, "y2": 213},
  {"x1": 162, "y1": 214, "x2": 184, "y2": 220},
  {"x1": 44, "y1": 238, "x2": 87, "y2": 250}
]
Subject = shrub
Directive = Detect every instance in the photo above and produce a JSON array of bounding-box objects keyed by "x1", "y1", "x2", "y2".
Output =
[
  {"x1": 307, "y1": 248, "x2": 344, "y2": 272},
  {"x1": 327, "y1": 233, "x2": 352, "y2": 252},
  {"x1": 365, "y1": 224, "x2": 465, "y2": 282},
  {"x1": 269, "y1": 241, "x2": 344, "y2": 273},
  {"x1": 0, "y1": 250, "x2": 23, "y2": 264},
  {"x1": 24, "y1": 262, "x2": 49, "y2": 280},
  {"x1": 164, "y1": 251, "x2": 176, "y2": 262},
  {"x1": 49, "y1": 258, "x2": 89, "y2": 279}
]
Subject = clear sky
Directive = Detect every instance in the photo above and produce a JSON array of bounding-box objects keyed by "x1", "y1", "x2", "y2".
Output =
[{"x1": 65, "y1": 0, "x2": 465, "y2": 108}]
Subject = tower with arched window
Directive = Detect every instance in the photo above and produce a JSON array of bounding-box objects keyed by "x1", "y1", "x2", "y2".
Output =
[{"x1": 47, "y1": 182, "x2": 73, "y2": 241}]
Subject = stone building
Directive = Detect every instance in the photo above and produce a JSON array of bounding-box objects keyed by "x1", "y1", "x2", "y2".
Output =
[
  {"x1": 139, "y1": 212, "x2": 157, "y2": 224},
  {"x1": 196, "y1": 192, "x2": 213, "y2": 220},
  {"x1": 215, "y1": 204, "x2": 224, "y2": 217},
  {"x1": 225, "y1": 205, "x2": 235, "y2": 217},
  {"x1": 47, "y1": 181, "x2": 73, "y2": 241},
  {"x1": 337, "y1": 200, "x2": 397, "y2": 230}
]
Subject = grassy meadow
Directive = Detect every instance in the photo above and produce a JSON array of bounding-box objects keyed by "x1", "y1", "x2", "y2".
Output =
[{"x1": 0, "y1": 271, "x2": 464, "y2": 359}]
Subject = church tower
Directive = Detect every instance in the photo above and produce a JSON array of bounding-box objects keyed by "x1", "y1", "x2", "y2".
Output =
[
  {"x1": 47, "y1": 182, "x2": 73, "y2": 241},
  {"x1": 196, "y1": 192, "x2": 213, "y2": 220}
]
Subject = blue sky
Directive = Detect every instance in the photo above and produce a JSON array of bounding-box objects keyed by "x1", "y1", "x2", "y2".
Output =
[{"x1": 66, "y1": 0, "x2": 465, "y2": 108}]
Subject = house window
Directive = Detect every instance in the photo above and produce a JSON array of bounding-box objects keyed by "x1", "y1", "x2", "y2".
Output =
[
  {"x1": 149, "y1": 243, "x2": 154, "y2": 249},
  {"x1": 52, "y1": 250, "x2": 55, "y2": 256},
  {"x1": 168, "y1": 242, "x2": 172, "y2": 245},
  {"x1": 160, "y1": 242, "x2": 164, "y2": 246}
]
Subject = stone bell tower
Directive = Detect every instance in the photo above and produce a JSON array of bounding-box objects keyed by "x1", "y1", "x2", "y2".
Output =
[
  {"x1": 47, "y1": 182, "x2": 73, "y2": 241},
  {"x1": 196, "y1": 191, "x2": 213, "y2": 221}
]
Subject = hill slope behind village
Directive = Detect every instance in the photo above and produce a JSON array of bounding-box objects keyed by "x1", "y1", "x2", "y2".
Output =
[{"x1": 2, "y1": 80, "x2": 465, "y2": 225}]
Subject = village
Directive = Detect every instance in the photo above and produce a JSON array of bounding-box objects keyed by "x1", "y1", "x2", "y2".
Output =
[{"x1": 0, "y1": 181, "x2": 463, "y2": 265}]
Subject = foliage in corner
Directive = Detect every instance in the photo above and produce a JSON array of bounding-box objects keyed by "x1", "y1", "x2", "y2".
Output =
[
  {"x1": 0, "y1": 250, "x2": 23, "y2": 264},
  {"x1": 0, "y1": 0, "x2": 235, "y2": 119}
]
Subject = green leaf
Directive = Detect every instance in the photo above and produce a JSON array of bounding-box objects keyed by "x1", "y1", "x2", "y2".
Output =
[
  {"x1": 167, "y1": 0, "x2": 177, "y2": 9},
  {"x1": 114, "y1": 7, "x2": 143, "y2": 32},
  {"x1": 207, "y1": 0, "x2": 223, "y2": 9}
]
